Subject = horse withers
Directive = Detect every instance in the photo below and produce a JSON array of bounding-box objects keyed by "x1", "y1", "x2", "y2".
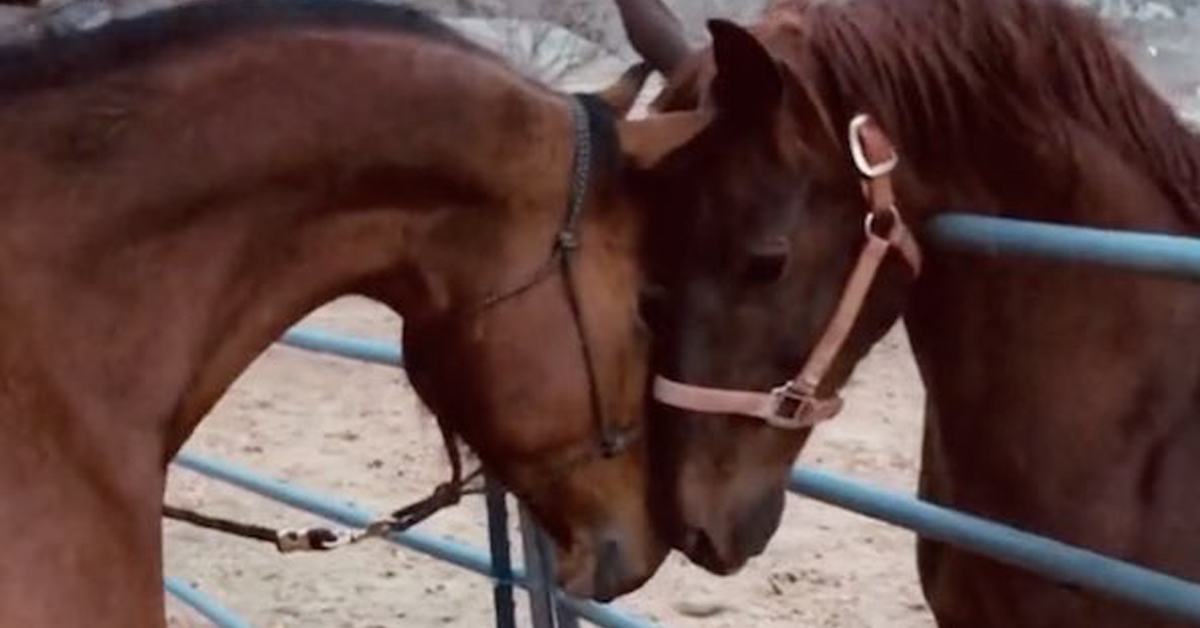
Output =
[
  {"x1": 630, "y1": 0, "x2": 1200, "y2": 626},
  {"x1": 0, "y1": 1, "x2": 705, "y2": 624}
]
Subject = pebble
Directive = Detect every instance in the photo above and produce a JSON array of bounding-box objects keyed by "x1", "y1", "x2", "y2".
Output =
[{"x1": 674, "y1": 598, "x2": 729, "y2": 618}]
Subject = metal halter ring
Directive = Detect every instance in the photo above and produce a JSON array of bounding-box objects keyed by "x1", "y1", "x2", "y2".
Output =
[
  {"x1": 848, "y1": 113, "x2": 899, "y2": 179},
  {"x1": 864, "y1": 204, "x2": 902, "y2": 240}
]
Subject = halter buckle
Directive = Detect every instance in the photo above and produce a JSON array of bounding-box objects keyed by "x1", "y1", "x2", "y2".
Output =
[{"x1": 765, "y1": 383, "x2": 820, "y2": 429}]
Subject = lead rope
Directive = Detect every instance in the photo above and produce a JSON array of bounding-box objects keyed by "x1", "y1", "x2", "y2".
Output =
[
  {"x1": 164, "y1": 420, "x2": 485, "y2": 552},
  {"x1": 163, "y1": 455, "x2": 485, "y2": 553}
]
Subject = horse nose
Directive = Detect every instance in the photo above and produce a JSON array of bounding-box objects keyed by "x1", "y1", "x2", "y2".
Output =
[{"x1": 677, "y1": 488, "x2": 784, "y2": 575}]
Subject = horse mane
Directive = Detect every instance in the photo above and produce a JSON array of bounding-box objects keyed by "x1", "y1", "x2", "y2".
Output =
[
  {"x1": 0, "y1": 0, "x2": 486, "y2": 93},
  {"x1": 766, "y1": 0, "x2": 1200, "y2": 223}
]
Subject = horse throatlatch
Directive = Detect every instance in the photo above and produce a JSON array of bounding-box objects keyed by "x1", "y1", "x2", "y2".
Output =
[
  {"x1": 163, "y1": 94, "x2": 632, "y2": 550},
  {"x1": 652, "y1": 113, "x2": 922, "y2": 430}
]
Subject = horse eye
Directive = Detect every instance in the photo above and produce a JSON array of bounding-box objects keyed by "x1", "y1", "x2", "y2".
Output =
[{"x1": 743, "y1": 250, "x2": 789, "y2": 284}]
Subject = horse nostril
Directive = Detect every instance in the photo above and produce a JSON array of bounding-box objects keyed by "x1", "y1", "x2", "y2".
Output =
[{"x1": 680, "y1": 526, "x2": 734, "y2": 574}]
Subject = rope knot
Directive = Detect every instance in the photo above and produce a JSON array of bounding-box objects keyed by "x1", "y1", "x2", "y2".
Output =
[{"x1": 275, "y1": 527, "x2": 351, "y2": 553}]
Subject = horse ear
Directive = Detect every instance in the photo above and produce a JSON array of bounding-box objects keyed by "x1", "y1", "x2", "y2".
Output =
[
  {"x1": 707, "y1": 19, "x2": 782, "y2": 115},
  {"x1": 591, "y1": 62, "x2": 653, "y2": 117},
  {"x1": 617, "y1": 111, "x2": 710, "y2": 170}
]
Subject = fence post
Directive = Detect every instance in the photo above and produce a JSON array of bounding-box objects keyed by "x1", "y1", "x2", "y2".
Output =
[
  {"x1": 519, "y1": 507, "x2": 581, "y2": 628},
  {"x1": 485, "y1": 477, "x2": 516, "y2": 628}
]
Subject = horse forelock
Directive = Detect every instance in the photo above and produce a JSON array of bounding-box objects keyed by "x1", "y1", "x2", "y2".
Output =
[{"x1": 764, "y1": 0, "x2": 1200, "y2": 223}]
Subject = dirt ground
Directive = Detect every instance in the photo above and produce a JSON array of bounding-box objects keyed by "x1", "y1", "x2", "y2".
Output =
[{"x1": 164, "y1": 298, "x2": 932, "y2": 628}]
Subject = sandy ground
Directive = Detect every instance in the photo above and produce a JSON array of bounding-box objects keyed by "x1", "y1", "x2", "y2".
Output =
[{"x1": 163, "y1": 298, "x2": 932, "y2": 628}]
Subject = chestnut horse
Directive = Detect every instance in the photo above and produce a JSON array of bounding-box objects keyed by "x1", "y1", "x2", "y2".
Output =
[
  {"x1": 632, "y1": 0, "x2": 1200, "y2": 626},
  {"x1": 0, "y1": 0, "x2": 709, "y2": 623}
]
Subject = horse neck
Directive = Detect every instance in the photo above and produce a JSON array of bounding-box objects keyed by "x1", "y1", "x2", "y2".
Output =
[
  {"x1": 0, "y1": 27, "x2": 573, "y2": 453},
  {"x1": 891, "y1": 117, "x2": 1198, "y2": 233}
]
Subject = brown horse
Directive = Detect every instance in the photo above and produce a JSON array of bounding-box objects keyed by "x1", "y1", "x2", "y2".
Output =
[
  {"x1": 0, "y1": 1, "x2": 708, "y2": 623},
  {"x1": 631, "y1": 0, "x2": 1200, "y2": 626}
]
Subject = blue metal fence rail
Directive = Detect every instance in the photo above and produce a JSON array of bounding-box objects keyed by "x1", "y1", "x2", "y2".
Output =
[
  {"x1": 164, "y1": 577, "x2": 252, "y2": 628},
  {"x1": 928, "y1": 213, "x2": 1200, "y2": 282},
  {"x1": 279, "y1": 326, "x2": 403, "y2": 366}
]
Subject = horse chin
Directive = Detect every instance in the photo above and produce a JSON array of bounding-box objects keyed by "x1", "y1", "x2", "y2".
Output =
[{"x1": 557, "y1": 540, "x2": 612, "y2": 600}]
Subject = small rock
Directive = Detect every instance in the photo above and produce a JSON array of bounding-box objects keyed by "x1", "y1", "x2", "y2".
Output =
[{"x1": 674, "y1": 599, "x2": 728, "y2": 618}]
